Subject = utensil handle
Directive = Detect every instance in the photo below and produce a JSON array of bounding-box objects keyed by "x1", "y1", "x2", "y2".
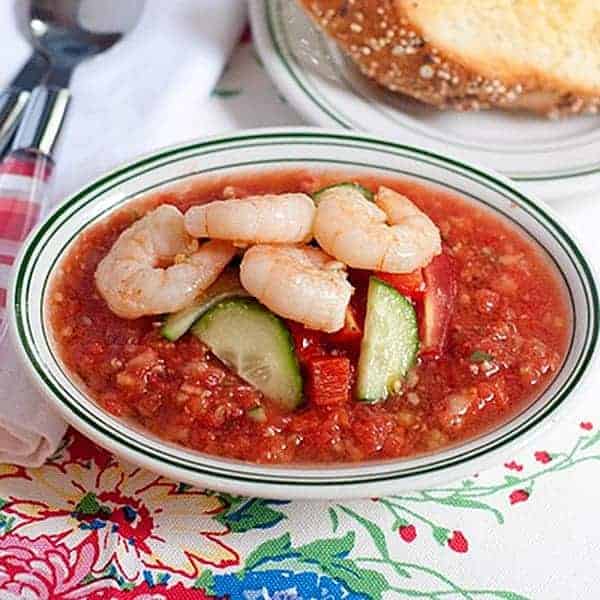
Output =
[
  {"x1": 11, "y1": 85, "x2": 70, "y2": 157},
  {"x1": 0, "y1": 149, "x2": 53, "y2": 347},
  {"x1": 0, "y1": 88, "x2": 30, "y2": 157}
]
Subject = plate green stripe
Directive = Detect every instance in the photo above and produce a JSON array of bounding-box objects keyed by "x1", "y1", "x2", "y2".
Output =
[
  {"x1": 13, "y1": 131, "x2": 599, "y2": 485},
  {"x1": 262, "y1": 0, "x2": 600, "y2": 183},
  {"x1": 16, "y1": 135, "x2": 596, "y2": 478},
  {"x1": 35, "y1": 160, "x2": 581, "y2": 479}
]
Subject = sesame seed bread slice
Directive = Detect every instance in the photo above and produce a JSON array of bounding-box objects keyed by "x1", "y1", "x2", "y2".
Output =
[{"x1": 298, "y1": 0, "x2": 600, "y2": 117}]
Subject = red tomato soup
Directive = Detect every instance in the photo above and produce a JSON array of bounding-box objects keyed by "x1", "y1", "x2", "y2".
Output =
[{"x1": 49, "y1": 171, "x2": 571, "y2": 464}]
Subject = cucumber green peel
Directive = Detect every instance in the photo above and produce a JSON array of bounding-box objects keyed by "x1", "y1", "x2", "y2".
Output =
[
  {"x1": 161, "y1": 268, "x2": 249, "y2": 341},
  {"x1": 356, "y1": 277, "x2": 419, "y2": 403},
  {"x1": 192, "y1": 298, "x2": 303, "y2": 411}
]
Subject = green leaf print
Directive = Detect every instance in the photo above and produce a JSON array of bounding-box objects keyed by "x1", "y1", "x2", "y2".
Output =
[
  {"x1": 432, "y1": 526, "x2": 451, "y2": 546},
  {"x1": 296, "y1": 531, "x2": 354, "y2": 560},
  {"x1": 326, "y1": 563, "x2": 389, "y2": 599},
  {"x1": 504, "y1": 475, "x2": 521, "y2": 485},
  {"x1": 245, "y1": 533, "x2": 292, "y2": 570},
  {"x1": 434, "y1": 495, "x2": 505, "y2": 524},
  {"x1": 328, "y1": 506, "x2": 339, "y2": 532},
  {"x1": 194, "y1": 569, "x2": 215, "y2": 593},
  {"x1": 72, "y1": 492, "x2": 111, "y2": 519},
  {"x1": 581, "y1": 427, "x2": 600, "y2": 450},
  {"x1": 215, "y1": 497, "x2": 287, "y2": 533},
  {"x1": 338, "y1": 506, "x2": 389, "y2": 559}
]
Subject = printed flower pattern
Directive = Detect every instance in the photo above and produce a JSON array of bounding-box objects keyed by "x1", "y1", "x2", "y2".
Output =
[
  {"x1": 534, "y1": 451, "x2": 552, "y2": 464},
  {"x1": 399, "y1": 524, "x2": 417, "y2": 543},
  {"x1": 0, "y1": 418, "x2": 597, "y2": 598},
  {"x1": 447, "y1": 531, "x2": 469, "y2": 553},
  {"x1": 504, "y1": 460, "x2": 523, "y2": 471},
  {"x1": 3, "y1": 461, "x2": 238, "y2": 580},
  {"x1": 509, "y1": 489, "x2": 530, "y2": 505},
  {"x1": 62, "y1": 428, "x2": 115, "y2": 470},
  {"x1": 0, "y1": 533, "x2": 110, "y2": 599},
  {"x1": 212, "y1": 569, "x2": 364, "y2": 600},
  {"x1": 89, "y1": 582, "x2": 215, "y2": 599}
]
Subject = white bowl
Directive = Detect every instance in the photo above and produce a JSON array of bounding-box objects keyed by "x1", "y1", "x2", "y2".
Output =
[{"x1": 10, "y1": 128, "x2": 599, "y2": 499}]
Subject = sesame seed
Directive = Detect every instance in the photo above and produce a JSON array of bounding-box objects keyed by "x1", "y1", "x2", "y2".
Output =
[{"x1": 419, "y1": 64, "x2": 434, "y2": 79}]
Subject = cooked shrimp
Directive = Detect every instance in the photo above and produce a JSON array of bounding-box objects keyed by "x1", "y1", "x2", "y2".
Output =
[
  {"x1": 240, "y1": 244, "x2": 353, "y2": 333},
  {"x1": 184, "y1": 193, "x2": 315, "y2": 245},
  {"x1": 314, "y1": 186, "x2": 441, "y2": 273},
  {"x1": 95, "y1": 205, "x2": 236, "y2": 319}
]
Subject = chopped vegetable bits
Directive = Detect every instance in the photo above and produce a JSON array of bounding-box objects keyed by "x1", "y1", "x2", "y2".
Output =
[{"x1": 49, "y1": 170, "x2": 570, "y2": 464}]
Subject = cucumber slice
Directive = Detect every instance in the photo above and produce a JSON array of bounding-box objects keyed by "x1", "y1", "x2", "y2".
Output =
[
  {"x1": 192, "y1": 299, "x2": 303, "y2": 410},
  {"x1": 312, "y1": 182, "x2": 374, "y2": 204},
  {"x1": 161, "y1": 268, "x2": 250, "y2": 341},
  {"x1": 356, "y1": 277, "x2": 419, "y2": 403},
  {"x1": 247, "y1": 406, "x2": 267, "y2": 423}
]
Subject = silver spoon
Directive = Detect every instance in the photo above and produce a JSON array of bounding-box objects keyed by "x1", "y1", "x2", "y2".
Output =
[
  {"x1": 12, "y1": 0, "x2": 146, "y2": 159},
  {"x1": 0, "y1": 0, "x2": 145, "y2": 346}
]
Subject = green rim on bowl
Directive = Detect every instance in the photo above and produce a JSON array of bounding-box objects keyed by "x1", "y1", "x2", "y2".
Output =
[
  {"x1": 250, "y1": 0, "x2": 600, "y2": 185},
  {"x1": 11, "y1": 129, "x2": 599, "y2": 495}
]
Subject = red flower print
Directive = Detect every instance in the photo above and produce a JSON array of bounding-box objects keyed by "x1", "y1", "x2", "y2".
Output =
[
  {"x1": 504, "y1": 460, "x2": 523, "y2": 472},
  {"x1": 447, "y1": 530, "x2": 468, "y2": 553},
  {"x1": 89, "y1": 582, "x2": 215, "y2": 599},
  {"x1": 399, "y1": 524, "x2": 417, "y2": 543},
  {"x1": 580, "y1": 421, "x2": 593, "y2": 431},
  {"x1": 64, "y1": 427, "x2": 114, "y2": 469},
  {"x1": 509, "y1": 489, "x2": 530, "y2": 504},
  {"x1": 5, "y1": 463, "x2": 238, "y2": 581},
  {"x1": 0, "y1": 533, "x2": 110, "y2": 599},
  {"x1": 534, "y1": 451, "x2": 552, "y2": 464}
]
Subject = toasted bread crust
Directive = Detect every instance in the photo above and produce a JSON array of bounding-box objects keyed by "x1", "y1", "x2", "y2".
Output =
[{"x1": 298, "y1": 0, "x2": 600, "y2": 117}]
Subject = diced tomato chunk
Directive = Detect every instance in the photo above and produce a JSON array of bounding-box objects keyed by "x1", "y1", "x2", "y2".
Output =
[
  {"x1": 329, "y1": 306, "x2": 362, "y2": 344},
  {"x1": 306, "y1": 357, "x2": 351, "y2": 406},
  {"x1": 420, "y1": 252, "x2": 457, "y2": 359},
  {"x1": 287, "y1": 321, "x2": 325, "y2": 364},
  {"x1": 374, "y1": 269, "x2": 426, "y2": 300}
]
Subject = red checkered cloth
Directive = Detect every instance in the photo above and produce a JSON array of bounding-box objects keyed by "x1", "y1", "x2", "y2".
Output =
[{"x1": 0, "y1": 150, "x2": 52, "y2": 344}]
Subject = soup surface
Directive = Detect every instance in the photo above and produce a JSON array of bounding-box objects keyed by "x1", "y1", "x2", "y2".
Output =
[{"x1": 49, "y1": 170, "x2": 570, "y2": 464}]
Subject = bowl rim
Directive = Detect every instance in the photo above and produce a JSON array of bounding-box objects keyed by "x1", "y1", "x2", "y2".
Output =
[{"x1": 10, "y1": 127, "x2": 599, "y2": 497}]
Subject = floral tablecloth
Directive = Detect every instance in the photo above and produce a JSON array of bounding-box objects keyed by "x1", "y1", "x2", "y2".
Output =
[{"x1": 2, "y1": 30, "x2": 600, "y2": 600}]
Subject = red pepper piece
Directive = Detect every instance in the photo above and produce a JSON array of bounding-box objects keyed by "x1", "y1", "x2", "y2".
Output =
[
  {"x1": 306, "y1": 357, "x2": 351, "y2": 406},
  {"x1": 374, "y1": 269, "x2": 426, "y2": 301},
  {"x1": 420, "y1": 253, "x2": 457, "y2": 359},
  {"x1": 287, "y1": 321, "x2": 325, "y2": 364}
]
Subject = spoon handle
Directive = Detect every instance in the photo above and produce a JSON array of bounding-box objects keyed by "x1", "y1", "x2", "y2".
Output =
[
  {"x1": 0, "y1": 149, "x2": 53, "y2": 346},
  {"x1": 11, "y1": 85, "x2": 71, "y2": 158},
  {"x1": 0, "y1": 83, "x2": 70, "y2": 346},
  {"x1": 0, "y1": 89, "x2": 30, "y2": 157}
]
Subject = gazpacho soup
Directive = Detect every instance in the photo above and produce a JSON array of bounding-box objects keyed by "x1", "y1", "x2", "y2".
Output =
[{"x1": 49, "y1": 170, "x2": 571, "y2": 464}]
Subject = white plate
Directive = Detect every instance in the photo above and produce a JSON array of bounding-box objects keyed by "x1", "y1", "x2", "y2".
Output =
[
  {"x1": 11, "y1": 128, "x2": 598, "y2": 499},
  {"x1": 250, "y1": 0, "x2": 600, "y2": 199}
]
